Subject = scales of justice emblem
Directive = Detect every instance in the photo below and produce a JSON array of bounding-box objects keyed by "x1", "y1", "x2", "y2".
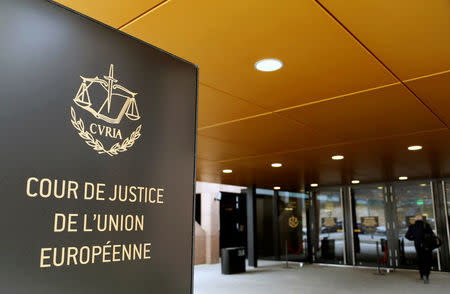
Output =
[
  {"x1": 70, "y1": 64, "x2": 142, "y2": 156},
  {"x1": 288, "y1": 216, "x2": 299, "y2": 228}
]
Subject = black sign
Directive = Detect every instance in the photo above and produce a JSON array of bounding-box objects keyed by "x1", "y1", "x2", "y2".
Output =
[
  {"x1": 361, "y1": 216, "x2": 379, "y2": 233},
  {"x1": 0, "y1": 1, "x2": 197, "y2": 293},
  {"x1": 321, "y1": 217, "x2": 339, "y2": 233},
  {"x1": 322, "y1": 217, "x2": 338, "y2": 228}
]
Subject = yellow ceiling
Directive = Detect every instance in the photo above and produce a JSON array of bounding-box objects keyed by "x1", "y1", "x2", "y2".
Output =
[
  {"x1": 120, "y1": 0, "x2": 396, "y2": 110},
  {"x1": 55, "y1": 0, "x2": 164, "y2": 28},
  {"x1": 317, "y1": 0, "x2": 450, "y2": 80},
  {"x1": 55, "y1": 0, "x2": 450, "y2": 189}
]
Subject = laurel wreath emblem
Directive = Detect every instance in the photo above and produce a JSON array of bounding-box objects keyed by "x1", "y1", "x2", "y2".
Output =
[{"x1": 70, "y1": 107, "x2": 142, "y2": 157}]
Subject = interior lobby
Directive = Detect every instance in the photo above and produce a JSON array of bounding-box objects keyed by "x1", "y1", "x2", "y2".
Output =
[{"x1": 15, "y1": 0, "x2": 450, "y2": 293}]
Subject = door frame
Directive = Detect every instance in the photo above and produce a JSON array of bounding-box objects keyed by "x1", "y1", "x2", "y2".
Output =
[{"x1": 387, "y1": 181, "x2": 441, "y2": 271}]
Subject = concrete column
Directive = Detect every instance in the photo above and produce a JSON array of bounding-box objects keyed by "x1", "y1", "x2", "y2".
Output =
[
  {"x1": 201, "y1": 191, "x2": 220, "y2": 264},
  {"x1": 194, "y1": 182, "x2": 245, "y2": 264},
  {"x1": 194, "y1": 222, "x2": 206, "y2": 265}
]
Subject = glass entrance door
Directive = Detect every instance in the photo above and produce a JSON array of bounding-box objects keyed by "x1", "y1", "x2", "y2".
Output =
[
  {"x1": 391, "y1": 182, "x2": 439, "y2": 270},
  {"x1": 312, "y1": 188, "x2": 345, "y2": 264},
  {"x1": 310, "y1": 181, "x2": 446, "y2": 269},
  {"x1": 278, "y1": 191, "x2": 309, "y2": 262},
  {"x1": 351, "y1": 186, "x2": 387, "y2": 266}
]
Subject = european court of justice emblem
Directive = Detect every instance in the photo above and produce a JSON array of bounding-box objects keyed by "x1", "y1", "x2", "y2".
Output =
[
  {"x1": 288, "y1": 216, "x2": 299, "y2": 228},
  {"x1": 70, "y1": 64, "x2": 142, "y2": 156}
]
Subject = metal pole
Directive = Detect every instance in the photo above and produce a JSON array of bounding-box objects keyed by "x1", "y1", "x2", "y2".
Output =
[
  {"x1": 385, "y1": 240, "x2": 390, "y2": 273},
  {"x1": 285, "y1": 240, "x2": 288, "y2": 268},
  {"x1": 375, "y1": 241, "x2": 382, "y2": 275},
  {"x1": 374, "y1": 240, "x2": 386, "y2": 275}
]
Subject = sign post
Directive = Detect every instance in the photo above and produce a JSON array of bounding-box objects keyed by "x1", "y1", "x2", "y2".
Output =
[{"x1": 0, "y1": 1, "x2": 198, "y2": 293}]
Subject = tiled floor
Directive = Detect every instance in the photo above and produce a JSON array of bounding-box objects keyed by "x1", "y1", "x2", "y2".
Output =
[{"x1": 194, "y1": 261, "x2": 450, "y2": 294}]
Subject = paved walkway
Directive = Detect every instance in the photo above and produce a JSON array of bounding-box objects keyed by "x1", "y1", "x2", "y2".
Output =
[{"x1": 194, "y1": 261, "x2": 450, "y2": 294}]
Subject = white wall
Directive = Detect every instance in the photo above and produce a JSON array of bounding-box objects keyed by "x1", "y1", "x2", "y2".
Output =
[{"x1": 194, "y1": 182, "x2": 245, "y2": 264}]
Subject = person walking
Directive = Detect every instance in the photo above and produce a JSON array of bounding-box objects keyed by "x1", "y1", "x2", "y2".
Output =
[{"x1": 405, "y1": 214, "x2": 434, "y2": 284}]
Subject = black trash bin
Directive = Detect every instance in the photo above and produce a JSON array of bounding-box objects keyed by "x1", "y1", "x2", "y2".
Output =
[
  {"x1": 221, "y1": 247, "x2": 246, "y2": 274},
  {"x1": 321, "y1": 238, "x2": 335, "y2": 260}
]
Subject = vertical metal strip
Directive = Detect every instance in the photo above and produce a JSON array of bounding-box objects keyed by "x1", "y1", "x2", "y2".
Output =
[
  {"x1": 430, "y1": 181, "x2": 441, "y2": 271},
  {"x1": 272, "y1": 190, "x2": 280, "y2": 260},
  {"x1": 340, "y1": 187, "x2": 347, "y2": 265},
  {"x1": 389, "y1": 184, "x2": 397, "y2": 268},
  {"x1": 384, "y1": 185, "x2": 391, "y2": 267},
  {"x1": 442, "y1": 181, "x2": 450, "y2": 258},
  {"x1": 347, "y1": 187, "x2": 356, "y2": 265}
]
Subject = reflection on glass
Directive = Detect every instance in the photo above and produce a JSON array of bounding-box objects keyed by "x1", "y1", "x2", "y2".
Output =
[
  {"x1": 256, "y1": 189, "x2": 274, "y2": 259},
  {"x1": 314, "y1": 189, "x2": 345, "y2": 264},
  {"x1": 445, "y1": 181, "x2": 450, "y2": 254},
  {"x1": 278, "y1": 191, "x2": 308, "y2": 261},
  {"x1": 352, "y1": 186, "x2": 387, "y2": 266},
  {"x1": 393, "y1": 182, "x2": 438, "y2": 269}
]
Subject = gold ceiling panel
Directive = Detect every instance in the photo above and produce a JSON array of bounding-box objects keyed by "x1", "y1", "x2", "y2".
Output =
[
  {"x1": 199, "y1": 113, "x2": 343, "y2": 155},
  {"x1": 198, "y1": 159, "x2": 305, "y2": 191},
  {"x1": 54, "y1": 0, "x2": 164, "y2": 28},
  {"x1": 197, "y1": 135, "x2": 256, "y2": 161},
  {"x1": 122, "y1": 0, "x2": 395, "y2": 110},
  {"x1": 405, "y1": 71, "x2": 450, "y2": 126},
  {"x1": 198, "y1": 84, "x2": 267, "y2": 128},
  {"x1": 278, "y1": 84, "x2": 445, "y2": 141},
  {"x1": 197, "y1": 129, "x2": 450, "y2": 189},
  {"x1": 317, "y1": 0, "x2": 450, "y2": 80}
]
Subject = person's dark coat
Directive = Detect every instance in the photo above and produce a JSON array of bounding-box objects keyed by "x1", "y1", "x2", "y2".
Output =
[{"x1": 405, "y1": 220, "x2": 433, "y2": 249}]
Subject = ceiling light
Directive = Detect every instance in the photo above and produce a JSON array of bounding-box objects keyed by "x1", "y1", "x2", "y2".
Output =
[
  {"x1": 273, "y1": 186, "x2": 281, "y2": 190},
  {"x1": 352, "y1": 180, "x2": 360, "y2": 184},
  {"x1": 408, "y1": 145, "x2": 422, "y2": 151},
  {"x1": 271, "y1": 163, "x2": 282, "y2": 168},
  {"x1": 377, "y1": 186, "x2": 383, "y2": 190},
  {"x1": 399, "y1": 176, "x2": 408, "y2": 181},
  {"x1": 222, "y1": 169, "x2": 232, "y2": 174},
  {"x1": 420, "y1": 183, "x2": 427, "y2": 187},
  {"x1": 310, "y1": 183, "x2": 319, "y2": 187},
  {"x1": 332, "y1": 155, "x2": 344, "y2": 160},
  {"x1": 255, "y1": 59, "x2": 283, "y2": 72}
]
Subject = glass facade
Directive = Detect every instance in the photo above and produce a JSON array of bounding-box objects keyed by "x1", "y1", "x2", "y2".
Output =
[
  {"x1": 444, "y1": 181, "x2": 450, "y2": 259},
  {"x1": 250, "y1": 179, "x2": 450, "y2": 271}
]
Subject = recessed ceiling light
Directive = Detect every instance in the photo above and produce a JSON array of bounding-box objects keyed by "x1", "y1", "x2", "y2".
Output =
[
  {"x1": 222, "y1": 169, "x2": 232, "y2": 174},
  {"x1": 271, "y1": 163, "x2": 282, "y2": 168},
  {"x1": 332, "y1": 155, "x2": 344, "y2": 160},
  {"x1": 255, "y1": 59, "x2": 283, "y2": 72},
  {"x1": 377, "y1": 186, "x2": 383, "y2": 190},
  {"x1": 352, "y1": 180, "x2": 360, "y2": 184},
  {"x1": 408, "y1": 145, "x2": 422, "y2": 151},
  {"x1": 310, "y1": 183, "x2": 319, "y2": 187},
  {"x1": 399, "y1": 176, "x2": 408, "y2": 181},
  {"x1": 273, "y1": 186, "x2": 281, "y2": 190}
]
